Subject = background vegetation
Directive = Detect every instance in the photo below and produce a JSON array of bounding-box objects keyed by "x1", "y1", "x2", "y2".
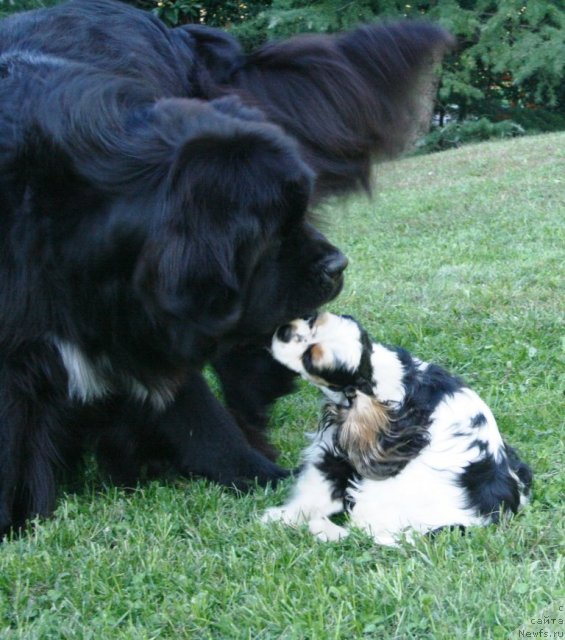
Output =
[{"x1": 1, "y1": 132, "x2": 563, "y2": 639}]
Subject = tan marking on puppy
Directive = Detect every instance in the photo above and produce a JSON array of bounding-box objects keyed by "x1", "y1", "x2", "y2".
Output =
[
  {"x1": 337, "y1": 392, "x2": 391, "y2": 477},
  {"x1": 309, "y1": 343, "x2": 325, "y2": 365}
]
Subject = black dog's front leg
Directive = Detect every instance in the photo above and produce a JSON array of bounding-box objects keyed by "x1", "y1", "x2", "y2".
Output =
[
  {"x1": 212, "y1": 345, "x2": 298, "y2": 459},
  {"x1": 0, "y1": 345, "x2": 66, "y2": 535},
  {"x1": 0, "y1": 404, "x2": 20, "y2": 534},
  {"x1": 158, "y1": 368, "x2": 289, "y2": 489}
]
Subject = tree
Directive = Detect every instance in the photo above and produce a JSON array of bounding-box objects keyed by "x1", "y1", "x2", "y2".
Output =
[
  {"x1": 225, "y1": 0, "x2": 564, "y2": 123},
  {"x1": 145, "y1": 0, "x2": 268, "y2": 30},
  {"x1": 427, "y1": 0, "x2": 565, "y2": 117}
]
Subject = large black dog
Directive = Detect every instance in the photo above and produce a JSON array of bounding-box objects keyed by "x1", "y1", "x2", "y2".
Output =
[{"x1": 0, "y1": 0, "x2": 452, "y2": 533}]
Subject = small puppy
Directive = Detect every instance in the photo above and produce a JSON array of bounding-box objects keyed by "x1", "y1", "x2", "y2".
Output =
[{"x1": 263, "y1": 313, "x2": 532, "y2": 545}]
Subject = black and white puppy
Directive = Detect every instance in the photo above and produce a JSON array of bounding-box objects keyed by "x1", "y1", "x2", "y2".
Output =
[{"x1": 264, "y1": 313, "x2": 532, "y2": 545}]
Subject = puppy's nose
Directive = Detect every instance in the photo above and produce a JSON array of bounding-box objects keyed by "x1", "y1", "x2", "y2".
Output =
[
  {"x1": 276, "y1": 324, "x2": 294, "y2": 343},
  {"x1": 322, "y1": 253, "x2": 348, "y2": 278}
]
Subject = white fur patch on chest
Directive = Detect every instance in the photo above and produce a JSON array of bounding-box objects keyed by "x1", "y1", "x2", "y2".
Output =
[
  {"x1": 55, "y1": 339, "x2": 112, "y2": 403},
  {"x1": 54, "y1": 339, "x2": 175, "y2": 409}
]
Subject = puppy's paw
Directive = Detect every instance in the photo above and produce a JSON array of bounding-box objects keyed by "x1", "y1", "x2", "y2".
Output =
[
  {"x1": 308, "y1": 517, "x2": 349, "y2": 542},
  {"x1": 261, "y1": 506, "x2": 304, "y2": 526}
]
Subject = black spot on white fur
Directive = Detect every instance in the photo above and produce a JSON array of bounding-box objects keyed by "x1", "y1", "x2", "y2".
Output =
[
  {"x1": 315, "y1": 449, "x2": 357, "y2": 505},
  {"x1": 470, "y1": 413, "x2": 488, "y2": 428},
  {"x1": 458, "y1": 453, "x2": 521, "y2": 521}
]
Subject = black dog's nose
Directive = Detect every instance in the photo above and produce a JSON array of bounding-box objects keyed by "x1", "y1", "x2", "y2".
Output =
[
  {"x1": 276, "y1": 324, "x2": 294, "y2": 343},
  {"x1": 322, "y1": 253, "x2": 348, "y2": 278}
]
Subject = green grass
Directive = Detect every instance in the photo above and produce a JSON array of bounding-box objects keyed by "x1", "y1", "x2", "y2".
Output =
[{"x1": 1, "y1": 133, "x2": 564, "y2": 639}]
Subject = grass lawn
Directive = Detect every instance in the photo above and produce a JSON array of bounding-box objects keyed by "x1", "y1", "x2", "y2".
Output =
[{"x1": 1, "y1": 132, "x2": 564, "y2": 639}]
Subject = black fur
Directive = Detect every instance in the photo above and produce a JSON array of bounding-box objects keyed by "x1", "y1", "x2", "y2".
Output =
[
  {"x1": 313, "y1": 343, "x2": 461, "y2": 479},
  {"x1": 458, "y1": 454, "x2": 521, "y2": 522},
  {"x1": 231, "y1": 22, "x2": 454, "y2": 198},
  {"x1": 318, "y1": 397, "x2": 430, "y2": 481},
  {"x1": 506, "y1": 444, "x2": 534, "y2": 496},
  {"x1": 0, "y1": 56, "x2": 344, "y2": 532},
  {"x1": 470, "y1": 413, "x2": 488, "y2": 428},
  {"x1": 316, "y1": 450, "x2": 358, "y2": 505},
  {"x1": 0, "y1": 0, "x2": 453, "y2": 533}
]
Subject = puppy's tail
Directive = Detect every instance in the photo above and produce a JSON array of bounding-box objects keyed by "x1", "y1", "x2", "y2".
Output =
[
  {"x1": 230, "y1": 22, "x2": 454, "y2": 199},
  {"x1": 506, "y1": 444, "x2": 533, "y2": 507}
]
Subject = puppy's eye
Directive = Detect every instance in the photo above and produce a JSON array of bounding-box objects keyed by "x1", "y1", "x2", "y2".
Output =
[
  {"x1": 275, "y1": 324, "x2": 294, "y2": 343},
  {"x1": 302, "y1": 313, "x2": 318, "y2": 328}
]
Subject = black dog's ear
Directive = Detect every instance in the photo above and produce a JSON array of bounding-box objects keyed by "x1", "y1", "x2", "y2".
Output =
[
  {"x1": 135, "y1": 98, "x2": 313, "y2": 337},
  {"x1": 233, "y1": 21, "x2": 454, "y2": 199},
  {"x1": 175, "y1": 24, "x2": 245, "y2": 86}
]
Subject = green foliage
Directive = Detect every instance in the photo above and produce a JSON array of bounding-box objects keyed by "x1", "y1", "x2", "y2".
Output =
[
  {"x1": 479, "y1": 102, "x2": 565, "y2": 133},
  {"x1": 230, "y1": 0, "x2": 376, "y2": 48},
  {"x1": 0, "y1": 0, "x2": 59, "y2": 16},
  {"x1": 149, "y1": 0, "x2": 268, "y2": 28},
  {"x1": 434, "y1": 0, "x2": 565, "y2": 114},
  {"x1": 414, "y1": 117, "x2": 526, "y2": 154},
  {"x1": 503, "y1": 107, "x2": 565, "y2": 133},
  {"x1": 1, "y1": 132, "x2": 564, "y2": 638}
]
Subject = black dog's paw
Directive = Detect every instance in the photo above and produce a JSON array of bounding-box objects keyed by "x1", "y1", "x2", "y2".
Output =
[{"x1": 228, "y1": 454, "x2": 290, "y2": 492}]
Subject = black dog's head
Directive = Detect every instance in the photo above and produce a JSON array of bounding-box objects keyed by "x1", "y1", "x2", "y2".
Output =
[
  {"x1": 133, "y1": 97, "x2": 348, "y2": 356},
  {"x1": 3, "y1": 59, "x2": 346, "y2": 371}
]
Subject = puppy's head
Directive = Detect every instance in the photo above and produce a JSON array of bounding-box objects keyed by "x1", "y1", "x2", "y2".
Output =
[
  {"x1": 272, "y1": 312, "x2": 391, "y2": 477},
  {"x1": 272, "y1": 312, "x2": 373, "y2": 403}
]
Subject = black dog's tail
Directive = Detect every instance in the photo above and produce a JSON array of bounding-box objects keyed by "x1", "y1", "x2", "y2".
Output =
[{"x1": 229, "y1": 22, "x2": 454, "y2": 199}]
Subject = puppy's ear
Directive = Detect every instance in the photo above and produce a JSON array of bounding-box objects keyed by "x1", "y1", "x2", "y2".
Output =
[
  {"x1": 135, "y1": 99, "x2": 313, "y2": 337},
  {"x1": 338, "y1": 392, "x2": 432, "y2": 479},
  {"x1": 337, "y1": 392, "x2": 391, "y2": 478}
]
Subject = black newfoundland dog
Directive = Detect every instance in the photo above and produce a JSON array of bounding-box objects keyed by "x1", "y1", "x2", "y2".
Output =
[{"x1": 0, "y1": 0, "x2": 453, "y2": 533}]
